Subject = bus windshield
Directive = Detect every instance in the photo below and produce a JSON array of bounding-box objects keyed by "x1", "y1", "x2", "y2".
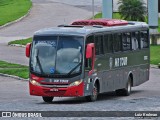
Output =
[{"x1": 30, "y1": 36, "x2": 84, "y2": 76}]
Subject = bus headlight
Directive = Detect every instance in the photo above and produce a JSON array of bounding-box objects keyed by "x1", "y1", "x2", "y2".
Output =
[
  {"x1": 69, "y1": 80, "x2": 83, "y2": 87},
  {"x1": 30, "y1": 79, "x2": 40, "y2": 86}
]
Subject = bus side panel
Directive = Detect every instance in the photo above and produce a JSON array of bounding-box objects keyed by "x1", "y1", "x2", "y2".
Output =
[
  {"x1": 93, "y1": 48, "x2": 149, "y2": 93},
  {"x1": 131, "y1": 49, "x2": 150, "y2": 87},
  {"x1": 94, "y1": 55, "x2": 115, "y2": 93}
]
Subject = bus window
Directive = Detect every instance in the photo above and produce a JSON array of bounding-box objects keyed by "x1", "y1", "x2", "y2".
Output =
[
  {"x1": 113, "y1": 33, "x2": 122, "y2": 52},
  {"x1": 104, "y1": 34, "x2": 113, "y2": 54},
  {"x1": 132, "y1": 32, "x2": 140, "y2": 50},
  {"x1": 85, "y1": 58, "x2": 92, "y2": 70},
  {"x1": 86, "y1": 35, "x2": 94, "y2": 44},
  {"x1": 95, "y1": 35, "x2": 104, "y2": 55},
  {"x1": 140, "y1": 31, "x2": 149, "y2": 48},
  {"x1": 122, "y1": 33, "x2": 131, "y2": 51}
]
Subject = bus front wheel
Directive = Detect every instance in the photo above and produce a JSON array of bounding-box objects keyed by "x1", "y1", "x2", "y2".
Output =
[
  {"x1": 116, "y1": 77, "x2": 132, "y2": 96},
  {"x1": 42, "y1": 96, "x2": 54, "y2": 103},
  {"x1": 85, "y1": 83, "x2": 98, "y2": 102}
]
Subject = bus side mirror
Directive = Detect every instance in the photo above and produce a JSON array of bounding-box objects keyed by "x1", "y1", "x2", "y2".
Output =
[
  {"x1": 26, "y1": 43, "x2": 31, "y2": 58},
  {"x1": 86, "y1": 43, "x2": 94, "y2": 58}
]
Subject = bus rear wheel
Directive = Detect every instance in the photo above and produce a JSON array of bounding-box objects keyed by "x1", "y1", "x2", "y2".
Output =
[
  {"x1": 116, "y1": 77, "x2": 132, "y2": 96},
  {"x1": 85, "y1": 83, "x2": 98, "y2": 102},
  {"x1": 42, "y1": 97, "x2": 54, "y2": 103}
]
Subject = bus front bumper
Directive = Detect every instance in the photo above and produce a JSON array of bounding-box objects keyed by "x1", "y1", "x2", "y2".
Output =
[{"x1": 29, "y1": 81, "x2": 84, "y2": 97}]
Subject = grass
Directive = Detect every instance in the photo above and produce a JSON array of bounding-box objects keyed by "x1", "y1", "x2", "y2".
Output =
[
  {"x1": 0, "y1": 0, "x2": 32, "y2": 26},
  {"x1": 0, "y1": 60, "x2": 27, "y2": 68},
  {"x1": 150, "y1": 45, "x2": 160, "y2": 65},
  {"x1": 0, "y1": 60, "x2": 29, "y2": 79},
  {"x1": 94, "y1": 12, "x2": 121, "y2": 19},
  {"x1": 8, "y1": 38, "x2": 32, "y2": 45},
  {"x1": 0, "y1": 68, "x2": 29, "y2": 79},
  {"x1": 158, "y1": 18, "x2": 160, "y2": 33}
]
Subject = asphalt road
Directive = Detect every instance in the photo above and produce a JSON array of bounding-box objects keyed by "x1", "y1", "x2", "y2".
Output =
[
  {"x1": 0, "y1": 68, "x2": 160, "y2": 113},
  {"x1": 0, "y1": 68, "x2": 160, "y2": 120}
]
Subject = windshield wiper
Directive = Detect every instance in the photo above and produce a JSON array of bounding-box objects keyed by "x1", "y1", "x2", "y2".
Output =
[
  {"x1": 36, "y1": 50, "x2": 44, "y2": 74},
  {"x1": 67, "y1": 62, "x2": 81, "y2": 76}
]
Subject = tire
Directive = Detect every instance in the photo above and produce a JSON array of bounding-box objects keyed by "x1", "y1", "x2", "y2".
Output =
[
  {"x1": 42, "y1": 97, "x2": 54, "y2": 103},
  {"x1": 85, "y1": 83, "x2": 98, "y2": 102},
  {"x1": 116, "y1": 77, "x2": 132, "y2": 96}
]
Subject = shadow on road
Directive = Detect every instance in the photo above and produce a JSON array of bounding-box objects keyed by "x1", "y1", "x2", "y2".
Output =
[{"x1": 36, "y1": 90, "x2": 145, "y2": 104}]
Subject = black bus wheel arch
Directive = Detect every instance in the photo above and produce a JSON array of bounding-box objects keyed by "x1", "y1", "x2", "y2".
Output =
[
  {"x1": 116, "y1": 76, "x2": 132, "y2": 96},
  {"x1": 85, "y1": 80, "x2": 99, "y2": 102}
]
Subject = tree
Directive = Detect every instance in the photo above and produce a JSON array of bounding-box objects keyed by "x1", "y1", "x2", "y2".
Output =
[{"x1": 118, "y1": 0, "x2": 147, "y2": 22}]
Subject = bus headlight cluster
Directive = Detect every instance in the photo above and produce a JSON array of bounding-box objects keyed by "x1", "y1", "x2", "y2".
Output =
[
  {"x1": 30, "y1": 79, "x2": 41, "y2": 86},
  {"x1": 69, "y1": 80, "x2": 83, "y2": 87}
]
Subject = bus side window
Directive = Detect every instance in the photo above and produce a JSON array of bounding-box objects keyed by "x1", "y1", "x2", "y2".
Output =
[
  {"x1": 140, "y1": 31, "x2": 149, "y2": 49},
  {"x1": 122, "y1": 33, "x2": 131, "y2": 51},
  {"x1": 103, "y1": 34, "x2": 113, "y2": 54},
  {"x1": 113, "y1": 33, "x2": 122, "y2": 52},
  {"x1": 95, "y1": 35, "x2": 104, "y2": 55},
  {"x1": 132, "y1": 32, "x2": 140, "y2": 50}
]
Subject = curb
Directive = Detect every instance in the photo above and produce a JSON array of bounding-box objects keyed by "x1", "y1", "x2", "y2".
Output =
[
  {"x1": 0, "y1": 2, "x2": 32, "y2": 29},
  {"x1": 150, "y1": 64, "x2": 159, "y2": 69},
  {"x1": 9, "y1": 44, "x2": 26, "y2": 48},
  {"x1": 0, "y1": 73, "x2": 28, "y2": 81}
]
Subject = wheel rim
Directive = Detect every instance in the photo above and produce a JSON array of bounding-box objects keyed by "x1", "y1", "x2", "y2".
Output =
[
  {"x1": 93, "y1": 85, "x2": 97, "y2": 99},
  {"x1": 127, "y1": 80, "x2": 131, "y2": 93}
]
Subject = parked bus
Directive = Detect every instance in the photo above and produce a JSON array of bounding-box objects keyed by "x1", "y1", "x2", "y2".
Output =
[{"x1": 26, "y1": 19, "x2": 150, "y2": 102}]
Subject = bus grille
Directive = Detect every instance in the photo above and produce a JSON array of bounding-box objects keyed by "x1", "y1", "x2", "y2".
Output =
[{"x1": 40, "y1": 84, "x2": 69, "y2": 88}]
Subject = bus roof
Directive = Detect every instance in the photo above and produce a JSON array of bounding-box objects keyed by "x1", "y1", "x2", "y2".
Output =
[{"x1": 34, "y1": 20, "x2": 149, "y2": 37}]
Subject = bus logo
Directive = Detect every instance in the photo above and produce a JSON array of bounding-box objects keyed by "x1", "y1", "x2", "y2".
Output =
[{"x1": 115, "y1": 57, "x2": 128, "y2": 67}]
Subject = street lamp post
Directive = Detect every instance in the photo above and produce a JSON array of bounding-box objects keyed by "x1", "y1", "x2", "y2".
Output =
[
  {"x1": 102, "y1": 0, "x2": 113, "y2": 19},
  {"x1": 148, "y1": 0, "x2": 158, "y2": 33}
]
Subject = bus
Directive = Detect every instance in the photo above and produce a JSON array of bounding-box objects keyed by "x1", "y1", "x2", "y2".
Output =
[{"x1": 26, "y1": 19, "x2": 150, "y2": 102}]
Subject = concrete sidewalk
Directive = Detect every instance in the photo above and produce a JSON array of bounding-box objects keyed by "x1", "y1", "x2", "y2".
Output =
[{"x1": 0, "y1": 1, "x2": 92, "y2": 65}]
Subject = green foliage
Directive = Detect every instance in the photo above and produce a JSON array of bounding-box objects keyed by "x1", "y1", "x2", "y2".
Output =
[
  {"x1": 150, "y1": 45, "x2": 160, "y2": 65},
  {"x1": 0, "y1": 60, "x2": 27, "y2": 68},
  {"x1": 158, "y1": 18, "x2": 160, "y2": 32},
  {"x1": 0, "y1": 68, "x2": 29, "y2": 79},
  {"x1": 0, "y1": 0, "x2": 32, "y2": 26},
  {"x1": 0, "y1": 60, "x2": 29, "y2": 79},
  {"x1": 94, "y1": 12, "x2": 121, "y2": 19},
  {"x1": 118, "y1": 0, "x2": 147, "y2": 21},
  {"x1": 8, "y1": 38, "x2": 32, "y2": 45}
]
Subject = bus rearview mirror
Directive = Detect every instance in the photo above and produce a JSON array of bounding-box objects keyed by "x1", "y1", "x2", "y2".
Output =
[
  {"x1": 26, "y1": 43, "x2": 31, "y2": 58},
  {"x1": 86, "y1": 43, "x2": 94, "y2": 59}
]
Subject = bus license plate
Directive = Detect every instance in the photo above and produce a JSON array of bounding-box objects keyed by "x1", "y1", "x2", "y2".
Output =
[{"x1": 50, "y1": 88, "x2": 58, "y2": 92}]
